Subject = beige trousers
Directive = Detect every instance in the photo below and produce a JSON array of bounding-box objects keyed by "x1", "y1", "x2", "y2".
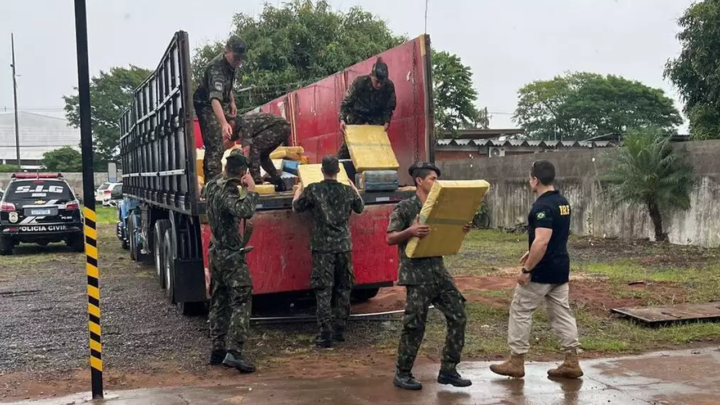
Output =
[{"x1": 508, "y1": 282, "x2": 580, "y2": 355}]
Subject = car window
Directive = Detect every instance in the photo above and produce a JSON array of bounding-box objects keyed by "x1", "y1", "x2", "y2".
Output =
[
  {"x1": 5, "y1": 180, "x2": 76, "y2": 202},
  {"x1": 97, "y1": 182, "x2": 111, "y2": 191}
]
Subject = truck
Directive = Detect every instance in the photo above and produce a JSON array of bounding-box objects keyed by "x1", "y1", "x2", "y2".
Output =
[{"x1": 118, "y1": 31, "x2": 435, "y2": 315}]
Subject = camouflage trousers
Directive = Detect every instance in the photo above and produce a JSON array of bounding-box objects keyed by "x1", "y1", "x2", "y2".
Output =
[
  {"x1": 196, "y1": 106, "x2": 241, "y2": 182},
  {"x1": 244, "y1": 113, "x2": 291, "y2": 183},
  {"x1": 208, "y1": 250, "x2": 253, "y2": 353},
  {"x1": 396, "y1": 279, "x2": 467, "y2": 373},
  {"x1": 337, "y1": 114, "x2": 386, "y2": 159},
  {"x1": 311, "y1": 251, "x2": 355, "y2": 334}
]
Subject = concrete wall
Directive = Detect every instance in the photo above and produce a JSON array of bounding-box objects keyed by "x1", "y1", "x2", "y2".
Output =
[
  {"x1": 0, "y1": 173, "x2": 110, "y2": 199},
  {"x1": 438, "y1": 140, "x2": 720, "y2": 248}
]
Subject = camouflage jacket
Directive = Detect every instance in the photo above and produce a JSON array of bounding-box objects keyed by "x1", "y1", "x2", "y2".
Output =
[
  {"x1": 231, "y1": 111, "x2": 290, "y2": 147},
  {"x1": 203, "y1": 175, "x2": 258, "y2": 252},
  {"x1": 387, "y1": 195, "x2": 453, "y2": 286},
  {"x1": 193, "y1": 53, "x2": 237, "y2": 110},
  {"x1": 293, "y1": 180, "x2": 365, "y2": 253},
  {"x1": 339, "y1": 75, "x2": 396, "y2": 124}
]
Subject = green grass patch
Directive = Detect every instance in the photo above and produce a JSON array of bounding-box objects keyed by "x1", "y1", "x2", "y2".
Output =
[
  {"x1": 446, "y1": 230, "x2": 527, "y2": 276},
  {"x1": 93, "y1": 206, "x2": 118, "y2": 225}
]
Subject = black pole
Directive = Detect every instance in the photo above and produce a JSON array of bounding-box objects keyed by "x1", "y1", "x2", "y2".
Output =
[
  {"x1": 73, "y1": 0, "x2": 103, "y2": 399},
  {"x1": 11, "y1": 33, "x2": 20, "y2": 168}
]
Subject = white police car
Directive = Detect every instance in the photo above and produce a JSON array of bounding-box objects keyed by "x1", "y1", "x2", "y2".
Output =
[{"x1": 0, "y1": 173, "x2": 84, "y2": 255}]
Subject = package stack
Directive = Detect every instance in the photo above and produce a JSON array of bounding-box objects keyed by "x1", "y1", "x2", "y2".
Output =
[{"x1": 344, "y1": 125, "x2": 400, "y2": 192}]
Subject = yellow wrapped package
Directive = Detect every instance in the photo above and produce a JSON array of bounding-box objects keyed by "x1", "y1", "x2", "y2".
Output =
[
  {"x1": 297, "y1": 164, "x2": 351, "y2": 187},
  {"x1": 255, "y1": 184, "x2": 276, "y2": 195},
  {"x1": 405, "y1": 180, "x2": 490, "y2": 258},
  {"x1": 196, "y1": 148, "x2": 206, "y2": 186},
  {"x1": 270, "y1": 146, "x2": 305, "y2": 161},
  {"x1": 345, "y1": 125, "x2": 399, "y2": 171}
]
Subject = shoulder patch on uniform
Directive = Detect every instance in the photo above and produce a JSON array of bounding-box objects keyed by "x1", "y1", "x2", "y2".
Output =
[
  {"x1": 536, "y1": 211, "x2": 546, "y2": 220},
  {"x1": 214, "y1": 81, "x2": 223, "y2": 91}
]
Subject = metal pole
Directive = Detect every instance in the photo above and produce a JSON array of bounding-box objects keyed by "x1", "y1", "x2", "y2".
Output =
[
  {"x1": 73, "y1": 0, "x2": 103, "y2": 399},
  {"x1": 11, "y1": 33, "x2": 20, "y2": 168}
]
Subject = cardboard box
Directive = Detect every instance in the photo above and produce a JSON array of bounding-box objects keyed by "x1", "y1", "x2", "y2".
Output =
[
  {"x1": 345, "y1": 125, "x2": 399, "y2": 171},
  {"x1": 297, "y1": 164, "x2": 351, "y2": 187},
  {"x1": 405, "y1": 180, "x2": 490, "y2": 258}
]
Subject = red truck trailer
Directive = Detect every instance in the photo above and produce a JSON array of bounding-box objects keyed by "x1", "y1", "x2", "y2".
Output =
[{"x1": 119, "y1": 31, "x2": 434, "y2": 315}]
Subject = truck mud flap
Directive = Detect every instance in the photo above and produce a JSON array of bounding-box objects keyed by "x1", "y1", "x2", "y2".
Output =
[{"x1": 173, "y1": 258, "x2": 206, "y2": 303}]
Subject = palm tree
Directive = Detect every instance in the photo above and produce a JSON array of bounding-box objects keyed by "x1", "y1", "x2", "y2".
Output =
[{"x1": 603, "y1": 128, "x2": 695, "y2": 242}]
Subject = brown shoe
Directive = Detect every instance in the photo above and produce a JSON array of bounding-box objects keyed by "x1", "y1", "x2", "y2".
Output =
[
  {"x1": 547, "y1": 351, "x2": 583, "y2": 379},
  {"x1": 490, "y1": 354, "x2": 525, "y2": 378}
]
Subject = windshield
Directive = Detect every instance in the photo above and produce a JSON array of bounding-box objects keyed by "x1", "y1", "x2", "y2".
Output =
[
  {"x1": 4, "y1": 180, "x2": 76, "y2": 203},
  {"x1": 97, "y1": 182, "x2": 111, "y2": 191}
]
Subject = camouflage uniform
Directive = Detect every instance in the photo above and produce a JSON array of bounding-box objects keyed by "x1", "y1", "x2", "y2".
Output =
[
  {"x1": 338, "y1": 75, "x2": 397, "y2": 159},
  {"x1": 203, "y1": 170, "x2": 259, "y2": 353},
  {"x1": 388, "y1": 195, "x2": 467, "y2": 374},
  {"x1": 293, "y1": 179, "x2": 365, "y2": 334},
  {"x1": 234, "y1": 112, "x2": 291, "y2": 184}
]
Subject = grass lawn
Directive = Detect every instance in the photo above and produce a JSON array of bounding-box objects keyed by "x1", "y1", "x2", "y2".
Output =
[{"x1": 383, "y1": 229, "x2": 720, "y2": 361}]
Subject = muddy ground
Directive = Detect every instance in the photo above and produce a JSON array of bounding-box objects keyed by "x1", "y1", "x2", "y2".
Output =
[{"x1": 1, "y1": 225, "x2": 719, "y2": 402}]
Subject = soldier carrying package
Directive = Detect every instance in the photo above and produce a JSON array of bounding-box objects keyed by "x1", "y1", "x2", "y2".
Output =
[
  {"x1": 337, "y1": 58, "x2": 397, "y2": 159},
  {"x1": 203, "y1": 149, "x2": 258, "y2": 373},
  {"x1": 292, "y1": 156, "x2": 365, "y2": 348}
]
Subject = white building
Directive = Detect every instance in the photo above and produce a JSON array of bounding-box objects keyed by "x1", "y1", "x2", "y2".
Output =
[{"x1": 0, "y1": 111, "x2": 81, "y2": 169}]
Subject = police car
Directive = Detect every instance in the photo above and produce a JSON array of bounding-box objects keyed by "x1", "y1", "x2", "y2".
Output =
[{"x1": 0, "y1": 173, "x2": 84, "y2": 255}]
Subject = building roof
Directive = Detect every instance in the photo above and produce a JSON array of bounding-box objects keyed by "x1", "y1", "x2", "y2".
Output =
[
  {"x1": 0, "y1": 112, "x2": 80, "y2": 161},
  {"x1": 442, "y1": 128, "x2": 526, "y2": 140},
  {"x1": 436, "y1": 138, "x2": 616, "y2": 149}
]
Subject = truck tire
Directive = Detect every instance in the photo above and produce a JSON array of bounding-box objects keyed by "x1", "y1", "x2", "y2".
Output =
[
  {"x1": 351, "y1": 287, "x2": 380, "y2": 302},
  {"x1": 153, "y1": 220, "x2": 171, "y2": 289},
  {"x1": 0, "y1": 238, "x2": 13, "y2": 256},
  {"x1": 178, "y1": 301, "x2": 207, "y2": 317},
  {"x1": 163, "y1": 229, "x2": 176, "y2": 304},
  {"x1": 128, "y1": 217, "x2": 138, "y2": 261}
]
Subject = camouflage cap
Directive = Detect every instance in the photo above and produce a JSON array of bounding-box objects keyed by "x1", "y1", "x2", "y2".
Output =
[
  {"x1": 226, "y1": 35, "x2": 247, "y2": 58},
  {"x1": 372, "y1": 60, "x2": 389, "y2": 82},
  {"x1": 226, "y1": 149, "x2": 249, "y2": 168},
  {"x1": 408, "y1": 161, "x2": 441, "y2": 178},
  {"x1": 321, "y1": 155, "x2": 340, "y2": 175}
]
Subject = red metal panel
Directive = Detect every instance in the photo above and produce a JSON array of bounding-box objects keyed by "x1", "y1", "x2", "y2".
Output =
[{"x1": 201, "y1": 204, "x2": 398, "y2": 295}]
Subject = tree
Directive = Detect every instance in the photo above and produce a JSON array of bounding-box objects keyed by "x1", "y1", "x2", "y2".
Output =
[
  {"x1": 603, "y1": 128, "x2": 695, "y2": 242},
  {"x1": 432, "y1": 51, "x2": 479, "y2": 137},
  {"x1": 515, "y1": 72, "x2": 682, "y2": 141},
  {"x1": 191, "y1": 0, "x2": 406, "y2": 112},
  {"x1": 42, "y1": 147, "x2": 83, "y2": 172},
  {"x1": 665, "y1": 0, "x2": 720, "y2": 140},
  {"x1": 63, "y1": 66, "x2": 152, "y2": 168}
]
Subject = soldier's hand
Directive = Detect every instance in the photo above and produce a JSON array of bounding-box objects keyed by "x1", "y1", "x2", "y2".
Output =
[
  {"x1": 242, "y1": 173, "x2": 256, "y2": 192},
  {"x1": 222, "y1": 122, "x2": 233, "y2": 139},
  {"x1": 340, "y1": 120, "x2": 346, "y2": 131},
  {"x1": 409, "y1": 218, "x2": 430, "y2": 238},
  {"x1": 462, "y1": 222, "x2": 472, "y2": 233},
  {"x1": 383, "y1": 123, "x2": 390, "y2": 131},
  {"x1": 229, "y1": 103, "x2": 238, "y2": 118}
]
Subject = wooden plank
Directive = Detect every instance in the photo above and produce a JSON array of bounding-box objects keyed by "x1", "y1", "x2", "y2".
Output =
[{"x1": 612, "y1": 302, "x2": 720, "y2": 325}]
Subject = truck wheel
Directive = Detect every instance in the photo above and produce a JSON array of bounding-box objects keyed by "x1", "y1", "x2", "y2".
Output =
[
  {"x1": 0, "y1": 238, "x2": 13, "y2": 256},
  {"x1": 121, "y1": 239, "x2": 129, "y2": 250},
  {"x1": 178, "y1": 301, "x2": 207, "y2": 317},
  {"x1": 154, "y1": 220, "x2": 171, "y2": 289},
  {"x1": 128, "y1": 218, "x2": 138, "y2": 261},
  {"x1": 351, "y1": 288, "x2": 380, "y2": 302},
  {"x1": 163, "y1": 229, "x2": 176, "y2": 304}
]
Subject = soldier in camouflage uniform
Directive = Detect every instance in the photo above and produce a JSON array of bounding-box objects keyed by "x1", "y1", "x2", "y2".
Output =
[
  {"x1": 337, "y1": 59, "x2": 396, "y2": 159},
  {"x1": 236, "y1": 112, "x2": 291, "y2": 190},
  {"x1": 203, "y1": 149, "x2": 258, "y2": 373},
  {"x1": 386, "y1": 162, "x2": 472, "y2": 390},
  {"x1": 193, "y1": 35, "x2": 246, "y2": 182},
  {"x1": 292, "y1": 156, "x2": 364, "y2": 347}
]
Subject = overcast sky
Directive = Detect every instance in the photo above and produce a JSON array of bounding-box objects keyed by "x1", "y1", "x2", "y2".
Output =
[{"x1": 0, "y1": 0, "x2": 694, "y2": 129}]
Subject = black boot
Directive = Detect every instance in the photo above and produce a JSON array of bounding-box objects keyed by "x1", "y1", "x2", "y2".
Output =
[
  {"x1": 271, "y1": 177, "x2": 287, "y2": 192},
  {"x1": 393, "y1": 371, "x2": 422, "y2": 390},
  {"x1": 222, "y1": 350, "x2": 256, "y2": 373},
  {"x1": 209, "y1": 348, "x2": 226, "y2": 366},
  {"x1": 333, "y1": 326, "x2": 345, "y2": 342},
  {"x1": 438, "y1": 369, "x2": 472, "y2": 387},
  {"x1": 315, "y1": 331, "x2": 333, "y2": 348}
]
